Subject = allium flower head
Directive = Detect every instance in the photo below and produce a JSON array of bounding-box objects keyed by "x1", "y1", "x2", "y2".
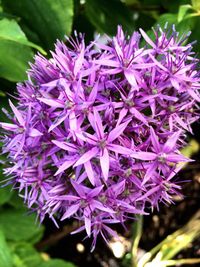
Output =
[{"x1": 1, "y1": 25, "x2": 200, "y2": 250}]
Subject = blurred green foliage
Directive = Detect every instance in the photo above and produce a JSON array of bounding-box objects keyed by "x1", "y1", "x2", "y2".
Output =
[
  {"x1": 1, "y1": 0, "x2": 200, "y2": 82},
  {"x1": 0, "y1": 0, "x2": 200, "y2": 266}
]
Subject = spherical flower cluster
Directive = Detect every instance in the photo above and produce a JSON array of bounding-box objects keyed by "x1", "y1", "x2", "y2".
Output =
[{"x1": 1, "y1": 25, "x2": 200, "y2": 249}]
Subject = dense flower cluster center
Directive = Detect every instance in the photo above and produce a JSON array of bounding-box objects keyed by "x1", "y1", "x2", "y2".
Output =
[{"x1": 1, "y1": 26, "x2": 200, "y2": 249}]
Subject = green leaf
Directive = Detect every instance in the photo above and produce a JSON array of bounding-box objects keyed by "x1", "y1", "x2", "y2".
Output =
[
  {"x1": 162, "y1": 0, "x2": 191, "y2": 13},
  {"x1": 2, "y1": 0, "x2": 74, "y2": 50},
  {"x1": 0, "y1": 209, "x2": 44, "y2": 243},
  {"x1": 125, "y1": 0, "x2": 139, "y2": 5},
  {"x1": 135, "y1": 12, "x2": 156, "y2": 31},
  {"x1": 189, "y1": 17, "x2": 200, "y2": 54},
  {"x1": 73, "y1": 13, "x2": 95, "y2": 44},
  {"x1": 0, "y1": 152, "x2": 13, "y2": 205},
  {"x1": 0, "y1": 18, "x2": 46, "y2": 54},
  {"x1": 8, "y1": 191, "x2": 25, "y2": 209},
  {"x1": 0, "y1": 186, "x2": 13, "y2": 205},
  {"x1": 192, "y1": 0, "x2": 200, "y2": 11},
  {"x1": 156, "y1": 13, "x2": 178, "y2": 27},
  {"x1": 85, "y1": 0, "x2": 134, "y2": 35},
  {"x1": 9, "y1": 243, "x2": 76, "y2": 267},
  {"x1": 10, "y1": 242, "x2": 43, "y2": 267},
  {"x1": 0, "y1": 230, "x2": 12, "y2": 267},
  {"x1": 0, "y1": 39, "x2": 33, "y2": 81},
  {"x1": 177, "y1": 4, "x2": 193, "y2": 22},
  {"x1": 0, "y1": 11, "x2": 19, "y2": 20},
  {"x1": 0, "y1": 18, "x2": 47, "y2": 81},
  {"x1": 40, "y1": 259, "x2": 76, "y2": 267},
  {"x1": 156, "y1": 13, "x2": 192, "y2": 35}
]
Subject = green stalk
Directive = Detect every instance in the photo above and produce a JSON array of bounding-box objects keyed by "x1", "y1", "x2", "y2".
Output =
[
  {"x1": 131, "y1": 215, "x2": 143, "y2": 267},
  {"x1": 160, "y1": 258, "x2": 200, "y2": 266},
  {"x1": 138, "y1": 210, "x2": 200, "y2": 267}
]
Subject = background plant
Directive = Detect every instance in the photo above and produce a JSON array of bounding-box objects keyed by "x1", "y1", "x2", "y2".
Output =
[{"x1": 0, "y1": 1, "x2": 200, "y2": 267}]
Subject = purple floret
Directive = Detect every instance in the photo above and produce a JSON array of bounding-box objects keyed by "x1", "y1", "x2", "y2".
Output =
[{"x1": 1, "y1": 25, "x2": 200, "y2": 250}]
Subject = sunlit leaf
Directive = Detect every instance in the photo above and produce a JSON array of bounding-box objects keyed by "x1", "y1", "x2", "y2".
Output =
[
  {"x1": 2, "y1": 0, "x2": 74, "y2": 50},
  {"x1": 192, "y1": 0, "x2": 200, "y2": 11},
  {"x1": 0, "y1": 39, "x2": 32, "y2": 81},
  {"x1": 0, "y1": 18, "x2": 46, "y2": 54},
  {"x1": 177, "y1": 4, "x2": 193, "y2": 22}
]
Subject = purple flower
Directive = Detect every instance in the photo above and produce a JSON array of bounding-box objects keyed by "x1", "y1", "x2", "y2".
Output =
[
  {"x1": 0, "y1": 100, "x2": 42, "y2": 157},
  {"x1": 131, "y1": 127, "x2": 190, "y2": 185},
  {"x1": 1, "y1": 25, "x2": 200, "y2": 249}
]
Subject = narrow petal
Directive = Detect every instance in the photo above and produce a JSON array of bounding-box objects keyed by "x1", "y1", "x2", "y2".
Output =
[
  {"x1": 58, "y1": 79, "x2": 74, "y2": 100},
  {"x1": 54, "y1": 159, "x2": 76, "y2": 176},
  {"x1": 108, "y1": 144, "x2": 132, "y2": 155},
  {"x1": 93, "y1": 109, "x2": 104, "y2": 139},
  {"x1": 0, "y1": 122, "x2": 18, "y2": 131},
  {"x1": 103, "y1": 225, "x2": 119, "y2": 239},
  {"x1": 61, "y1": 204, "x2": 80, "y2": 220},
  {"x1": 75, "y1": 132, "x2": 98, "y2": 145},
  {"x1": 163, "y1": 131, "x2": 181, "y2": 153},
  {"x1": 130, "y1": 107, "x2": 148, "y2": 125},
  {"x1": 92, "y1": 200, "x2": 115, "y2": 213},
  {"x1": 29, "y1": 128, "x2": 43, "y2": 137},
  {"x1": 52, "y1": 140, "x2": 77, "y2": 152},
  {"x1": 100, "y1": 148, "x2": 109, "y2": 180},
  {"x1": 133, "y1": 63, "x2": 156, "y2": 69},
  {"x1": 117, "y1": 200, "x2": 147, "y2": 214},
  {"x1": 57, "y1": 195, "x2": 80, "y2": 201},
  {"x1": 14, "y1": 134, "x2": 25, "y2": 158},
  {"x1": 38, "y1": 98, "x2": 64, "y2": 108},
  {"x1": 171, "y1": 77, "x2": 180, "y2": 90},
  {"x1": 142, "y1": 162, "x2": 157, "y2": 185},
  {"x1": 84, "y1": 161, "x2": 95, "y2": 186},
  {"x1": 74, "y1": 42, "x2": 85, "y2": 76},
  {"x1": 109, "y1": 180, "x2": 125, "y2": 196},
  {"x1": 136, "y1": 185, "x2": 161, "y2": 201},
  {"x1": 88, "y1": 80, "x2": 98, "y2": 103},
  {"x1": 124, "y1": 69, "x2": 138, "y2": 88},
  {"x1": 150, "y1": 127, "x2": 160, "y2": 153},
  {"x1": 84, "y1": 214, "x2": 91, "y2": 237},
  {"x1": 9, "y1": 100, "x2": 25, "y2": 126},
  {"x1": 49, "y1": 113, "x2": 68, "y2": 132},
  {"x1": 71, "y1": 225, "x2": 86, "y2": 235},
  {"x1": 167, "y1": 165, "x2": 183, "y2": 181},
  {"x1": 71, "y1": 181, "x2": 86, "y2": 197},
  {"x1": 139, "y1": 28, "x2": 156, "y2": 48},
  {"x1": 188, "y1": 89, "x2": 200, "y2": 102},
  {"x1": 88, "y1": 185, "x2": 104, "y2": 198},
  {"x1": 113, "y1": 37, "x2": 123, "y2": 59},
  {"x1": 107, "y1": 119, "x2": 130, "y2": 143},
  {"x1": 117, "y1": 108, "x2": 128, "y2": 126},
  {"x1": 166, "y1": 153, "x2": 190, "y2": 163},
  {"x1": 69, "y1": 111, "x2": 77, "y2": 131},
  {"x1": 149, "y1": 53, "x2": 167, "y2": 71},
  {"x1": 74, "y1": 147, "x2": 98, "y2": 167},
  {"x1": 6, "y1": 134, "x2": 22, "y2": 151},
  {"x1": 94, "y1": 59, "x2": 120, "y2": 67},
  {"x1": 174, "y1": 115, "x2": 189, "y2": 131},
  {"x1": 131, "y1": 151, "x2": 157, "y2": 160}
]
